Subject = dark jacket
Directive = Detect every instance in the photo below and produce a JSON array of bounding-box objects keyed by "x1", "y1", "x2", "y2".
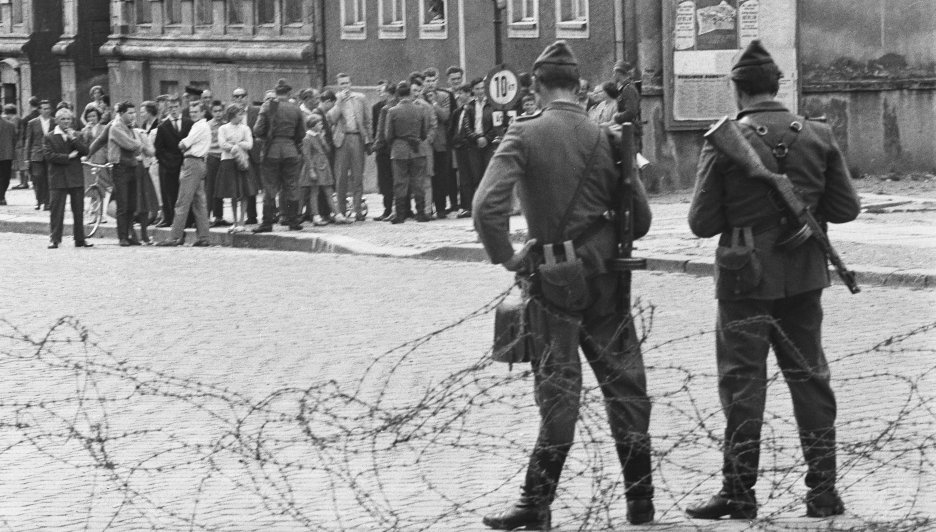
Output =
[
  {"x1": 253, "y1": 99, "x2": 305, "y2": 159},
  {"x1": 0, "y1": 118, "x2": 17, "y2": 161},
  {"x1": 26, "y1": 116, "x2": 53, "y2": 162},
  {"x1": 154, "y1": 116, "x2": 194, "y2": 170},
  {"x1": 43, "y1": 129, "x2": 89, "y2": 189},
  {"x1": 473, "y1": 100, "x2": 651, "y2": 271},
  {"x1": 688, "y1": 100, "x2": 861, "y2": 300},
  {"x1": 461, "y1": 98, "x2": 499, "y2": 146}
]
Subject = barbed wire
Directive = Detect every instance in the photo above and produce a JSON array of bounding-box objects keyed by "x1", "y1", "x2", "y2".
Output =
[{"x1": 0, "y1": 288, "x2": 933, "y2": 531}]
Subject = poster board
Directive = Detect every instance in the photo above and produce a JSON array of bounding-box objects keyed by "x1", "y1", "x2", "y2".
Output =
[{"x1": 662, "y1": 0, "x2": 799, "y2": 130}]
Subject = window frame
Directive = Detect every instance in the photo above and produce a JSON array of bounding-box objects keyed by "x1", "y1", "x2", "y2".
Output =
[
  {"x1": 507, "y1": 0, "x2": 538, "y2": 39},
  {"x1": 340, "y1": 0, "x2": 366, "y2": 40},
  {"x1": 555, "y1": 0, "x2": 589, "y2": 39},
  {"x1": 282, "y1": 0, "x2": 304, "y2": 26},
  {"x1": 377, "y1": 0, "x2": 405, "y2": 39},
  {"x1": 418, "y1": 0, "x2": 447, "y2": 40}
]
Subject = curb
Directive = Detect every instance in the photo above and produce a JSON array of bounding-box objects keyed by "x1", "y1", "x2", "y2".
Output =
[{"x1": 2, "y1": 218, "x2": 933, "y2": 289}]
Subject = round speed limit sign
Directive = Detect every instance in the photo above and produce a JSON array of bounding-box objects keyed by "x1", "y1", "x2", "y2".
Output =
[{"x1": 486, "y1": 65, "x2": 520, "y2": 110}]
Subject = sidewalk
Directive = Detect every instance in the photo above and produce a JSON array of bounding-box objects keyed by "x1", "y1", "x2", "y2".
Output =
[{"x1": 1, "y1": 186, "x2": 934, "y2": 288}]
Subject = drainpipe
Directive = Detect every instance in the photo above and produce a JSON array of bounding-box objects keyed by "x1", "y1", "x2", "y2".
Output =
[
  {"x1": 458, "y1": 0, "x2": 466, "y2": 73},
  {"x1": 613, "y1": 0, "x2": 624, "y2": 62}
]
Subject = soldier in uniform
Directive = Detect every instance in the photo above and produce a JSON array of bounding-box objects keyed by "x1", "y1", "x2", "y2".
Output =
[
  {"x1": 473, "y1": 40, "x2": 656, "y2": 530},
  {"x1": 252, "y1": 78, "x2": 306, "y2": 232},
  {"x1": 685, "y1": 40, "x2": 860, "y2": 520}
]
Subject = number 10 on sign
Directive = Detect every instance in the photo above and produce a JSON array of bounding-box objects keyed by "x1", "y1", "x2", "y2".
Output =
[{"x1": 486, "y1": 66, "x2": 520, "y2": 109}]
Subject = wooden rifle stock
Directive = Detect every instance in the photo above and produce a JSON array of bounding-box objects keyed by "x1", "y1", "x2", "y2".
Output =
[
  {"x1": 704, "y1": 117, "x2": 860, "y2": 294},
  {"x1": 607, "y1": 123, "x2": 647, "y2": 321}
]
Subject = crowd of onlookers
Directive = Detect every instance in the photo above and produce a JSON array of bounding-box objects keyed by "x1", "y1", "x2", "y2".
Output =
[{"x1": 0, "y1": 59, "x2": 642, "y2": 247}]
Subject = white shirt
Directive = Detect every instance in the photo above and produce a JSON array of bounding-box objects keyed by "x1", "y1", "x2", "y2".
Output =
[
  {"x1": 40, "y1": 116, "x2": 52, "y2": 135},
  {"x1": 180, "y1": 118, "x2": 210, "y2": 158},
  {"x1": 53, "y1": 125, "x2": 68, "y2": 138},
  {"x1": 474, "y1": 99, "x2": 484, "y2": 136}
]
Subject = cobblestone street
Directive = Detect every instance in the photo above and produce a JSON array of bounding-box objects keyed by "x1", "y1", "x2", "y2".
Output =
[{"x1": 0, "y1": 233, "x2": 933, "y2": 530}]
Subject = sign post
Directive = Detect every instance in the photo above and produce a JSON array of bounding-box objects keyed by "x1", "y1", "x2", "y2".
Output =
[{"x1": 485, "y1": 64, "x2": 521, "y2": 127}]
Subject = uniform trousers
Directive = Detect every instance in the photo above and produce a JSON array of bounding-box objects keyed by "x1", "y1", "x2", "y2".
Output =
[
  {"x1": 334, "y1": 133, "x2": 365, "y2": 216},
  {"x1": 391, "y1": 157, "x2": 427, "y2": 215},
  {"x1": 48, "y1": 186, "x2": 85, "y2": 244},
  {"x1": 431, "y1": 150, "x2": 451, "y2": 214},
  {"x1": 168, "y1": 157, "x2": 210, "y2": 242},
  {"x1": 375, "y1": 149, "x2": 393, "y2": 213},
  {"x1": 159, "y1": 163, "x2": 182, "y2": 224},
  {"x1": 522, "y1": 272, "x2": 653, "y2": 504},
  {"x1": 259, "y1": 156, "x2": 300, "y2": 226},
  {"x1": 112, "y1": 163, "x2": 138, "y2": 241},
  {"x1": 716, "y1": 289, "x2": 837, "y2": 494},
  {"x1": 0, "y1": 159, "x2": 11, "y2": 201},
  {"x1": 30, "y1": 161, "x2": 49, "y2": 206}
]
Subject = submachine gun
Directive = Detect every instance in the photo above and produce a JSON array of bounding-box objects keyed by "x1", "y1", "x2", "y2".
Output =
[
  {"x1": 607, "y1": 123, "x2": 647, "y2": 329},
  {"x1": 704, "y1": 116, "x2": 860, "y2": 294}
]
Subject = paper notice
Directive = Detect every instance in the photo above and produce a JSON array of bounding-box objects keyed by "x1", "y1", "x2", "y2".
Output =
[
  {"x1": 675, "y1": 1, "x2": 696, "y2": 51},
  {"x1": 673, "y1": 74, "x2": 736, "y2": 120},
  {"x1": 738, "y1": 0, "x2": 758, "y2": 46}
]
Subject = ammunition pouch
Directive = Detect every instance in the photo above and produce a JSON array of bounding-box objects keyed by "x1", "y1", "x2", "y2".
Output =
[
  {"x1": 716, "y1": 226, "x2": 763, "y2": 296},
  {"x1": 533, "y1": 240, "x2": 590, "y2": 313}
]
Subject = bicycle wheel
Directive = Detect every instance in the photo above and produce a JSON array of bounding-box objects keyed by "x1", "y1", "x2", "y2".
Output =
[{"x1": 84, "y1": 185, "x2": 103, "y2": 237}]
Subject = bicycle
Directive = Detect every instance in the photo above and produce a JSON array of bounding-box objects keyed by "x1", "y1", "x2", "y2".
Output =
[{"x1": 82, "y1": 161, "x2": 113, "y2": 237}]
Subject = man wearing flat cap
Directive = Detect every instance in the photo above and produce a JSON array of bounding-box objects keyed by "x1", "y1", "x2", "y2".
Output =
[
  {"x1": 252, "y1": 78, "x2": 306, "y2": 232},
  {"x1": 686, "y1": 40, "x2": 860, "y2": 521},
  {"x1": 474, "y1": 40, "x2": 656, "y2": 530}
]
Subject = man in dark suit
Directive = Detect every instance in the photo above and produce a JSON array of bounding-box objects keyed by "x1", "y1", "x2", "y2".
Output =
[
  {"x1": 232, "y1": 87, "x2": 260, "y2": 224},
  {"x1": 154, "y1": 95, "x2": 193, "y2": 227},
  {"x1": 12, "y1": 96, "x2": 39, "y2": 190},
  {"x1": 25, "y1": 100, "x2": 54, "y2": 210},
  {"x1": 455, "y1": 79, "x2": 498, "y2": 218},
  {"x1": 686, "y1": 40, "x2": 860, "y2": 521},
  {"x1": 42, "y1": 108, "x2": 91, "y2": 248},
  {"x1": 0, "y1": 105, "x2": 18, "y2": 205},
  {"x1": 371, "y1": 81, "x2": 396, "y2": 220}
]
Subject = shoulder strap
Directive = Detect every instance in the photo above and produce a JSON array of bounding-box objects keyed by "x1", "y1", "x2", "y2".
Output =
[
  {"x1": 738, "y1": 115, "x2": 804, "y2": 174},
  {"x1": 554, "y1": 127, "x2": 604, "y2": 240}
]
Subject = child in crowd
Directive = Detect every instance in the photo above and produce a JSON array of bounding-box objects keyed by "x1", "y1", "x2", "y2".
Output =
[
  {"x1": 301, "y1": 114, "x2": 341, "y2": 225},
  {"x1": 520, "y1": 94, "x2": 538, "y2": 116},
  {"x1": 215, "y1": 104, "x2": 255, "y2": 232}
]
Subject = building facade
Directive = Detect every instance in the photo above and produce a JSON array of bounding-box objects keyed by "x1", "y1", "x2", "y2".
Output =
[{"x1": 102, "y1": 0, "x2": 325, "y2": 106}]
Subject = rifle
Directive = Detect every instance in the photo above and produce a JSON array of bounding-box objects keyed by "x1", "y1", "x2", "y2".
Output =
[
  {"x1": 704, "y1": 116, "x2": 860, "y2": 294},
  {"x1": 607, "y1": 123, "x2": 647, "y2": 331}
]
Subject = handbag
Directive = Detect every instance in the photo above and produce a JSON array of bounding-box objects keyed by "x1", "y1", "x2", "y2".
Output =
[
  {"x1": 492, "y1": 289, "x2": 531, "y2": 365},
  {"x1": 716, "y1": 226, "x2": 763, "y2": 296}
]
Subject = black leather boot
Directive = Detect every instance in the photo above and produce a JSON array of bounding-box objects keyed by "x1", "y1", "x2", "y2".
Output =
[
  {"x1": 619, "y1": 434, "x2": 655, "y2": 525},
  {"x1": 482, "y1": 492, "x2": 551, "y2": 530},
  {"x1": 806, "y1": 488, "x2": 844, "y2": 518},
  {"x1": 685, "y1": 489, "x2": 757, "y2": 519},
  {"x1": 626, "y1": 498, "x2": 655, "y2": 525}
]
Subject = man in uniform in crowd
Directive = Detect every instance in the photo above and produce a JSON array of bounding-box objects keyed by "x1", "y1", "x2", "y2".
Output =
[
  {"x1": 612, "y1": 60, "x2": 642, "y2": 149},
  {"x1": 42, "y1": 108, "x2": 91, "y2": 249},
  {"x1": 231, "y1": 87, "x2": 260, "y2": 224},
  {"x1": 685, "y1": 40, "x2": 860, "y2": 521},
  {"x1": 385, "y1": 81, "x2": 431, "y2": 224},
  {"x1": 423, "y1": 67, "x2": 455, "y2": 218},
  {"x1": 327, "y1": 72, "x2": 372, "y2": 222},
  {"x1": 25, "y1": 99, "x2": 54, "y2": 210},
  {"x1": 154, "y1": 95, "x2": 193, "y2": 227},
  {"x1": 252, "y1": 78, "x2": 306, "y2": 232},
  {"x1": 473, "y1": 40, "x2": 656, "y2": 530}
]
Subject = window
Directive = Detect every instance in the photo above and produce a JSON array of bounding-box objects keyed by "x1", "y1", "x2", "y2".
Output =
[
  {"x1": 195, "y1": 0, "x2": 212, "y2": 25},
  {"x1": 507, "y1": 0, "x2": 538, "y2": 38},
  {"x1": 340, "y1": 0, "x2": 366, "y2": 40},
  {"x1": 136, "y1": 0, "x2": 152, "y2": 25},
  {"x1": 228, "y1": 1, "x2": 244, "y2": 25},
  {"x1": 12, "y1": 0, "x2": 23, "y2": 25},
  {"x1": 165, "y1": 0, "x2": 182, "y2": 25},
  {"x1": 257, "y1": 0, "x2": 274, "y2": 24},
  {"x1": 160, "y1": 80, "x2": 179, "y2": 96},
  {"x1": 283, "y1": 0, "x2": 303, "y2": 24},
  {"x1": 419, "y1": 0, "x2": 447, "y2": 39},
  {"x1": 378, "y1": 0, "x2": 405, "y2": 39},
  {"x1": 556, "y1": 0, "x2": 588, "y2": 38}
]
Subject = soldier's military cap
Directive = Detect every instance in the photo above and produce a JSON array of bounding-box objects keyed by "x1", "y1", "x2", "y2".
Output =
[
  {"x1": 731, "y1": 39, "x2": 782, "y2": 83},
  {"x1": 613, "y1": 60, "x2": 633, "y2": 74},
  {"x1": 274, "y1": 78, "x2": 292, "y2": 95},
  {"x1": 533, "y1": 40, "x2": 579, "y2": 69}
]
